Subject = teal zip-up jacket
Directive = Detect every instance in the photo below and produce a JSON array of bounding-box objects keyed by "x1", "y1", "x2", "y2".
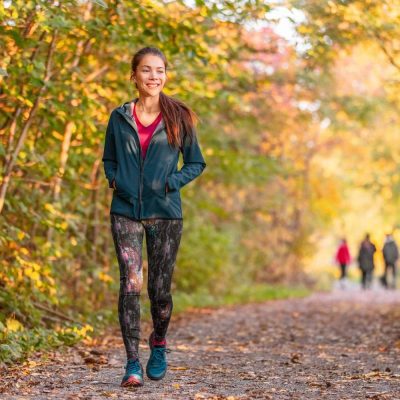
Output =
[{"x1": 102, "y1": 98, "x2": 206, "y2": 220}]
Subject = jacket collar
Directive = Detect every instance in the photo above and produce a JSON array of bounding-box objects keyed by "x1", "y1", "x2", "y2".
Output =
[{"x1": 118, "y1": 98, "x2": 166, "y2": 132}]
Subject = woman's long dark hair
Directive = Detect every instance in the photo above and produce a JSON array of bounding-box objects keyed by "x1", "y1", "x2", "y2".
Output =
[{"x1": 130, "y1": 47, "x2": 198, "y2": 148}]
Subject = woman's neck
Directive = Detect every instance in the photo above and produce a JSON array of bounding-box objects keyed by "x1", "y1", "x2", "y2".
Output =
[{"x1": 135, "y1": 95, "x2": 160, "y2": 114}]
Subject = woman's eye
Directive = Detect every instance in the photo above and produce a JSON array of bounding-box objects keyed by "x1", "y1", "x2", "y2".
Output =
[{"x1": 141, "y1": 69, "x2": 164, "y2": 74}]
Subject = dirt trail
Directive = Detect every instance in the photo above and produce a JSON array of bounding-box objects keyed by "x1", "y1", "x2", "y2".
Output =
[{"x1": 2, "y1": 289, "x2": 400, "y2": 399}]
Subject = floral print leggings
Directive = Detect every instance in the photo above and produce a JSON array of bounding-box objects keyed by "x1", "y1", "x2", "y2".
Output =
[{"x1": 110, "y1": 213, "x2": 183, "y2": 361}]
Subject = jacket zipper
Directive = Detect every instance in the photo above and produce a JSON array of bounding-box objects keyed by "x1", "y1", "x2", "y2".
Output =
[{"x1": 116, "y1": 107, "x2": 164, "y2": 219}]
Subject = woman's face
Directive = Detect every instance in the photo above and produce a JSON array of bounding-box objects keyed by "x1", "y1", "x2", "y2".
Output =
[{"x1": 133, "y1": 54, "x2": 167, "y2": 97}]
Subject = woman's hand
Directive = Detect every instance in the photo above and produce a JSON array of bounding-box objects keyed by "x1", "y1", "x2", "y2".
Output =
[{"x1": 112, "y1": 179, "x2": 116, "y2": 189}]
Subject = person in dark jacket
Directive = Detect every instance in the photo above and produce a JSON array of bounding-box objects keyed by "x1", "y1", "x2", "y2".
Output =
[
  {"x1": 357, "y1": 233, "x2": 376, "y2": 290},
  {"x1": 102, "y1": 47, "x2": 206, "y2": 387},
  {"x1": 381, "y1": 233, "x2": 398, "y2": 289}
]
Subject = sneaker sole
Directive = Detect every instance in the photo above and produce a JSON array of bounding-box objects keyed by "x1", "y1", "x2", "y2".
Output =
[
  {"x1": 121, "y1": 376, "x2": 144, "y2": 387},
  {"x1": 146, "y1": 371, "x2": 167, "y2": 381}
]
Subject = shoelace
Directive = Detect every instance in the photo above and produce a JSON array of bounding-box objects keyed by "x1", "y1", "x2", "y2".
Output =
[
  {"x1": 150, "y1": 347, "x2": 171, "y2": 363},
  {"x1": 125, "y1": 359, "x2": 141, "y2": 375}
]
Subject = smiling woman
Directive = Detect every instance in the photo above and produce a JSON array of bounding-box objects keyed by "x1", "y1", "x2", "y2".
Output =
[
  {"x1": 129, "y1": 49, "x2": 199, "y2": 150},
  {"x1": 101, "y1": 47, "x2": 206, "y2": 388}
]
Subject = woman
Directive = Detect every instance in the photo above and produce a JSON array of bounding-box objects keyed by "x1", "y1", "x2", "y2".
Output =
[{"x1": 102, "y1": 47, "x2": 206, "y2": 387}]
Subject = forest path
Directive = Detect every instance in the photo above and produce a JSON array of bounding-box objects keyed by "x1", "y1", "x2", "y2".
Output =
[{"x1": 2, "y1": 289, "x2": 400, "y2": 399}]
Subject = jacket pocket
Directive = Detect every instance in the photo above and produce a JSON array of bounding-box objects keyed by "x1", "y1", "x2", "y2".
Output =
[
  {"x1": 114, "y1": 171, "x2": 134, "y2": 204},
  {"x1": 147, "y1": 171, "x2": 171, "y2": 198},
  {"x1": 164, "y1": 174, "x2": 177, "y2": 196},
  {"x1": 164, "y1": 177, "x2": 171, "y2": 197},
  {"x1": 114, "y1": 174, "x2": 119, "y2": 190}
]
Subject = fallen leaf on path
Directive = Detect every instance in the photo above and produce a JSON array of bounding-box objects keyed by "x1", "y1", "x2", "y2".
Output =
[{"x1": 291, "y1": 353, "x2": 302, "y2": 363}]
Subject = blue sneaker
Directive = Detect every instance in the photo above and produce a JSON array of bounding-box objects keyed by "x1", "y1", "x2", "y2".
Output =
[
  {"x1": 146, "y1": 332, "x2": 168, "y2": 380},
  {"x1": 121, "y1": 358, "x2": 144, "y2": 387}
]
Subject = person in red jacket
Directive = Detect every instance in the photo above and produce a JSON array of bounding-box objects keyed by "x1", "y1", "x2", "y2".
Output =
[{"x1": 335, "y1": 238, "x2": 351, "y2": 281}]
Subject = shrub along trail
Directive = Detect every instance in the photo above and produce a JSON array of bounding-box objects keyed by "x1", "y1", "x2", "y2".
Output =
[{"x1": 1, "y1": 290, "x2": 400, "y2": 399}]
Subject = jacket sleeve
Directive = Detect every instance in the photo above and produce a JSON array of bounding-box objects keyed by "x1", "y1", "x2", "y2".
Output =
[
  {"x1": 383, "y1": 244, "x2": 388, "y2": 260},
  {"x1": 166, "y1": 129, "x2": 206, "y2": 191},
  {"x1": 102, "y1": 111, "x2": 117, "y2": 189},
  {"x1": 357, "y1": 247, "x2": 362, "y2": 265}
]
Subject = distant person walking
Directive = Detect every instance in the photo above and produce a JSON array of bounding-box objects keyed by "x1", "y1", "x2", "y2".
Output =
[
  {"x1": 102, "y1": 47, "x2": 206, "y2": 387},
  {"x1": 335, "y1": 238, "x2": 351, "y2": 282},
  {"x1": 381, "y1": 233, "x2": 398, "y2": 289},
  {"x1": 357, "y1": 234, "x2": 376, "y2": 290}
]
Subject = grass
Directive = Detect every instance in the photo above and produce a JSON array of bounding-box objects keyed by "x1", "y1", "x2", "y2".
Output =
[{"x1": 156, "y1": 284, "x2": 310, "y2": 315}]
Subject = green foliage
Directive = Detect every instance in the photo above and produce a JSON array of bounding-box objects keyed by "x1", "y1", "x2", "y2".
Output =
[
  {"x1": 172, "y1": 284, "x2": 310, "y2": 314},
  {"x1": 175, "y1": 215, "x2": 235, "y2": 293},
  {"x1": 0, "y1": 321, "x2": 93, "y2": 364}
]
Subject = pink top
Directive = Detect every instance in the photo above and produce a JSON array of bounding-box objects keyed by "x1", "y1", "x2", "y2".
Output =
[{"x1": 133, "y1": 102, "x2": 163, "y2": 160}]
